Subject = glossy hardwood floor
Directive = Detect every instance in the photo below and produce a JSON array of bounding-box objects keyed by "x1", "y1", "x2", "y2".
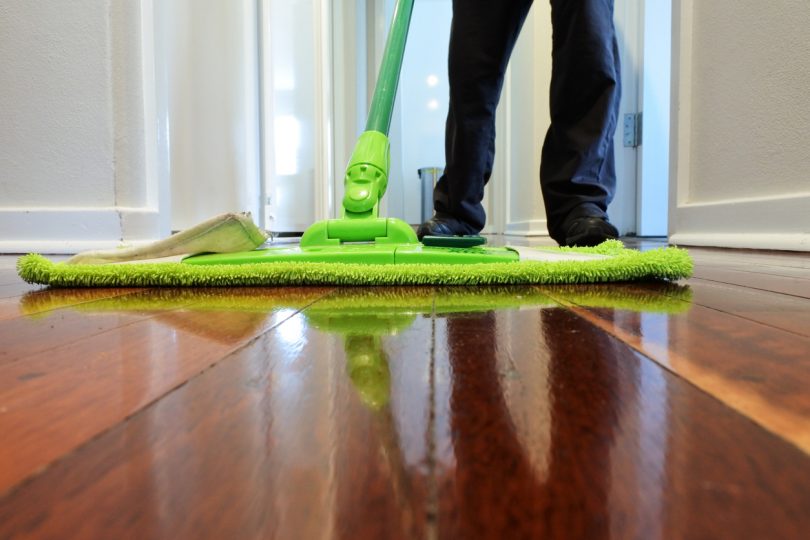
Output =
[{"x1": 1, "y1": 240, "x2": 809, "y2": 539}]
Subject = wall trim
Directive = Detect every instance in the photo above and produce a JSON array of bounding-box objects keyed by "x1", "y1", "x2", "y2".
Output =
[
  {"x1": 669, "y1": 0, "x2": 692, "y2": 238},
  {"x1": 670, "y1": 193, "x2": 810, "y2": 251},
  {"x1": 0, "y1": 207, "x2": 162, "y2": 254},
  {"x1": 504, "y1": 219, "x2": 549, "y2": 237},
  {"x1": 670, "y1": 233, "x2": 809, "y2": 252}
]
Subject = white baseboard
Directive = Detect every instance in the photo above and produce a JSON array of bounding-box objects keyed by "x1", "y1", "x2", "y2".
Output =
[
  {"x1": 671, "y1": 193, "x2": 810, "y2": 251},
  {"x1": 669, "y1": 233, "x2": 809, "y2": 251},
  {"x1": 504, "y1": 219, "x2": 549, "y2": 237},
  {"x1": 0, "y1": 207, "x2": 164, "y2": 254}
]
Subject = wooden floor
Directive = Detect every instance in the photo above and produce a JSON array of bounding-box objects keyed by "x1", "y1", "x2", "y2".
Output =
[{"x1": 1, "y1": 238, "x2": 809, "y2": 539}]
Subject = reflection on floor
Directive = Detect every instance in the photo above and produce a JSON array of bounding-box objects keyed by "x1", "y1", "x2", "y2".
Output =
[{"x1": 1, "y1": 238, "x2": 809, "y2": 539}]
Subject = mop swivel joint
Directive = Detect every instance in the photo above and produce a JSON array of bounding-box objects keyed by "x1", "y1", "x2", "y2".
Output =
[
  {"x1": 342, "y1": 131, "x2": 391, "y2": 216},
  {"x1": 298, "y1": 129, "x2": 417, "y2": 247}
]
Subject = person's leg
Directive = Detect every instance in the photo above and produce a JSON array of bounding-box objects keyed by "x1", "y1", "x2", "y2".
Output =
[
  {"x1": 541, "y1": 0, "x2": 621, "y2": 244},
  {"x1": 420, "y1": 0, "x2": 534, "y2": 237}
]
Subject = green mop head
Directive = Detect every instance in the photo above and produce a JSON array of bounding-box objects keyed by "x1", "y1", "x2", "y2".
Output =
[{"x1": 17, "y1": 240, "x2": 692, "y2": 288}]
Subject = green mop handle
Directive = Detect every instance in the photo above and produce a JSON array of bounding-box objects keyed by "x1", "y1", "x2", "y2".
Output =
[
  {"x1": 366, "y1": 0, "x2": 415, "y2": 135},
  {"x1": 342, "y1": 0, "x2": 415, "y2": 218}
]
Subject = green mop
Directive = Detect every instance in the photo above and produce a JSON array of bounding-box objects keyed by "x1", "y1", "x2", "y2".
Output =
[{"x1": 17, "y1": 0, "x2": 692, "y2": 288}]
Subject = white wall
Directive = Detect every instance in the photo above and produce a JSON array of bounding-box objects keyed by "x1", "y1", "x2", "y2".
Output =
[
  {"x1": 0, "y1": 0, "x2": 265, "y2": 252},
  {"x1": 0, "y1": 0, "x2": 165, "y2": 253},
  {"x1": 670, "y1": 0, "x2": 810, "y2": 250}
]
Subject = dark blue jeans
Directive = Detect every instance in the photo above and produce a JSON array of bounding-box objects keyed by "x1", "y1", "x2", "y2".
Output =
[{"x1": 432, "y1": 0, "x2": 621, "y2": 243}]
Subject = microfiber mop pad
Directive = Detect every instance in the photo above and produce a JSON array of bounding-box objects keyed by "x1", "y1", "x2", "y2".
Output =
[{"x1": 17, "y1": 240, "x2": 692, "y2": 288}]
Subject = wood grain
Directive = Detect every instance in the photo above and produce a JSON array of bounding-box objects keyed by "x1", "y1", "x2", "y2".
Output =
[
  {"x1": 0, "y1": 287, "x2": 331, "y2": 492},
  {"x1": 1, "y1": 250, "x2": 810, "y2": 539},
  {"x1": 547, "y1": 283, "x2": 810, "y2": 454},
  {"x1": 433, "y1": 304, "x2": 810, "y2": 539},
  {"x1": 0, "y1": 288, "x2": 143, "y2": 323},
  {"x1": 0, "y1": 292, "x2": 433, "y2": 539},
  {"x1": 692, "y1": 266, "x2": 810, "y2": 299},
  {"x1": 688, "y1": 247, "x2": 810, "y2": 270},
  {"x1": 0, "y1": 282, "x2": 44, "y2": 300},
  {"x1": 687, "y1": 278, "x2": 810, "y2": 337},
  {"x1": 0, "y1": 291, "x2": 181, "y2": 365}
]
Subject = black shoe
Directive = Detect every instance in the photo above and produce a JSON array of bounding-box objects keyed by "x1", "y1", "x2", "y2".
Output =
[
  {"x1": 562, "y1": 216, "x2": 619, "y2": 247},
  {"x1": 416, "y1": 216, "x2": 469, "y2": 240}
]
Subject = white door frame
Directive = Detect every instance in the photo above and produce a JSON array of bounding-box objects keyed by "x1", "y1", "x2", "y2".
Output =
[{"x1": 636, "y1": 0, "x2": 672, "y2": 237}]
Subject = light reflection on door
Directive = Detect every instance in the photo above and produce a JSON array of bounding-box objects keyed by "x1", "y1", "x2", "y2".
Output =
[{"x1": 262, "y1": 0, "x2": 320, "y2": 234}]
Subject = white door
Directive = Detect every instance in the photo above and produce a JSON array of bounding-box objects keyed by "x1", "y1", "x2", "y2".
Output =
[
  {"x1": 260, "y1": 0, "x2": 332, "y2": 234},
  {"x1": 337, "y1": 0, "x2": 648, "y2": 236},
  {"x1": 155, "y1": 0, "x2": 262, "y2": 232}
]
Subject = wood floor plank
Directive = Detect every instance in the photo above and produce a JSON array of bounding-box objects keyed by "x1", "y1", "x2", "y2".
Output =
[
  {"x1": 0, "y1": 287, "x2": 302, "y2": 364},
  {"x1": 0, "y1": 288, "x2": 433, "y2": 539},
  {"x1": 694, "y1": 260, "x2": 810, "y2": 280},
  {"x1": 691, "y1": 266, "x2": 810, "y2": 298},
  {"x1": 1, "y1": 248, "x2": 809, "y2": 537},
  {"x1": 0, "y1": 254, "x2": 48, "y2": 288},
  {"x1": 694, "y1": 267, "x2": 810, "y2": 298},
  {"x1": 0, "y1": 290, "x2": 189, "y2": 365},
  {"x1": 545, "y1": 284, "x2": 810, "y2": 454},
  {"x1": 686, "y1": 278, "x2": 810, "y2": 337},
  {"x1": 0, "y1": 262, "x2": 23, "y2": 286},
  {"x1": 0, "y1": 287, "x2": 331, "y2": 493},
  {"x1": 0, "y1": 282, "x2": 45, "y2": 300},
  {"x1": 0, "y1": 287, "x2": 145, "y2": 323},
  {"x1": 688, "y1": 247, "x2": 810, "y2": 270},
  {"x1": 432, "y1": 303, "x2": 810, "y2": 539}
]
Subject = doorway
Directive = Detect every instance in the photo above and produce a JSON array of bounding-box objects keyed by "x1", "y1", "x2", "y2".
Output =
[{"x1": 343, "y1": 0, "x2": 671, "y2": 237}]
